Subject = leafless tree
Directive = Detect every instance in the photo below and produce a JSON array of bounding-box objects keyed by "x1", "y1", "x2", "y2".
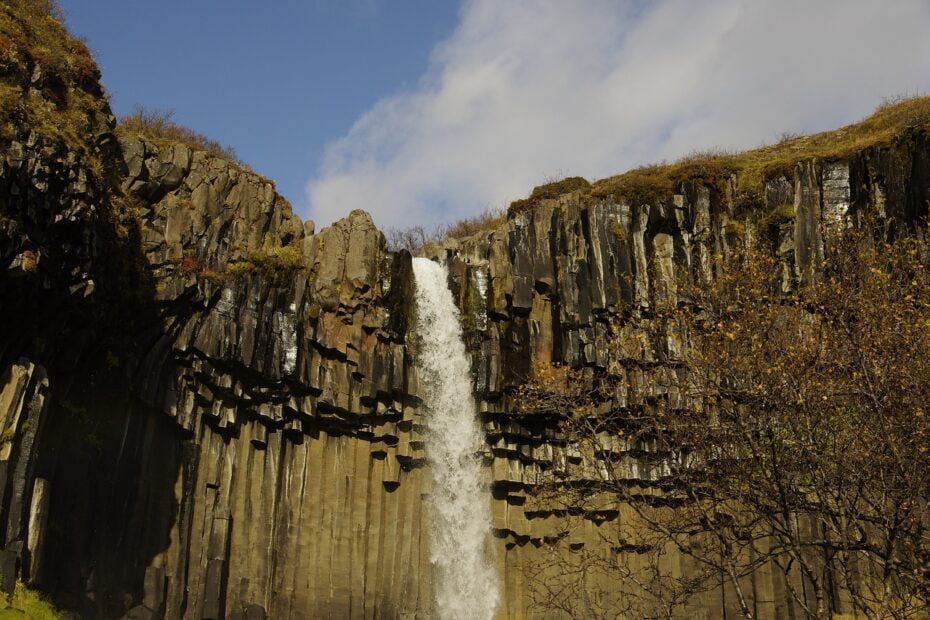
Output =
[{"x1": 518, "y1": 223, "x2": 930, "y2": 619}]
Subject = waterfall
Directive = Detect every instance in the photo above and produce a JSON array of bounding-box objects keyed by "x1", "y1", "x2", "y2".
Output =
[{"x1": 412, "y1": 257, "x2": 499, "y2": 620}]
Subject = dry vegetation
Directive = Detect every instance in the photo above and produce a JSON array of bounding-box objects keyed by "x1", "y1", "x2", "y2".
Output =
[
  {"x1": 389, "y1": 97, "x2": 930, "y2": 254},
  {"x1": 509, "y1": 95, "x2": 930, "y2": 215},
  {"x1": 508, "y1": 175, "x2": 591, "y2": 214},
  {"x1": 523, "y1": 222, "x2": 930, "y2": 619},
  {"x1": 406, "y1": 96, "x2": 930, "y2": 252},
  {"x1": 0, "y1": 0, "x2": 108, "y2": 158},
  {"x1": 386, "y1": 207, "x2": 506, "y2": 254},
  {"x1": 217, "y1": 233, "x2": 303, "y2": 286},
  {"x1": 0, "y1": 581, "x2": 60, "y2": 619},
  {"x1": 117, "y1": 105, "x2": 250, "y2": 169}
]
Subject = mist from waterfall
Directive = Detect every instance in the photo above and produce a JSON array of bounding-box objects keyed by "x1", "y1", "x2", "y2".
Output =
[{"x1": 411, "y1": 257, "x2": 499, "y2": 620}]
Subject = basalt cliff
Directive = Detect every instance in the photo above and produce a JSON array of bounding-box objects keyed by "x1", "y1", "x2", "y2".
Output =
[{"x1": 1, "y1": 4, "x2": 929, "y2": 619}]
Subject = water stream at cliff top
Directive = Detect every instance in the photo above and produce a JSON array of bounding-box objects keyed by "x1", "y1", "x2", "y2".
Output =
[{"x1": 412, "y1": 257, "x2": 499, "y2": 620}]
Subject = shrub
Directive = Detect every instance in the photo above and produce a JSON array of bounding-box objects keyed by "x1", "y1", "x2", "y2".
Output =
[
  {"x1": 525, "y1": 223, "x2": 930, "y2": 618},
  {"x1": 385, "y1": 225, "x2": 430, "y2": 254},
  {"x1": 224, "y1": 238, "x2": 304, "y2": 286},
  {"x1": 178, "y1": 253, "x2": 200, "y2": 275},
  {"x1": 440, "y1": 207, "x2": 506, "y2": 239},
  {"x1": 509, "y1": 176, "x2": 590, "y2": 214},
  {"x1": 117, "y1": 106, "x2": 249, "y2": 169},
  {"x1": 590, "y1": 95, "x2": 930, "y2": 210},
  {"x1": 386, "y1": 207, "x2": 506, "y2": 254},
  {"x1": 0, "y1": 0, "x2": 109, "y2": 163},
  {"x1": 2, "y1": 580, "x2": 60, "y2": 619}
]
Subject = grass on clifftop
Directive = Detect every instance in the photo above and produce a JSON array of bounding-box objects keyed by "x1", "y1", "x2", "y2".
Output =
[
  {"x1": 509, "y1": 176, "x2": 591, "y2": 214},
  {"x1": 0, "y1": 2, "x2": 253, "y2": 176},
  {"x1": 0, "y1": 0, "x2": 109, "y2": 158},
  {"x1": 509, "y1": 95, "x2": 930, "y2": 214},
  {"x1": 220, "y1": 233, "x2": 303, "y2": 285},
  {"x1": 0, "y1": 582, "x2": 60, "y2": 619},
  {"x1": 386, "y1": 207, "x2": 507, "y2": 253},
  {"x1": 117, "y1": 105, "x2": 251, "y2": 170}
]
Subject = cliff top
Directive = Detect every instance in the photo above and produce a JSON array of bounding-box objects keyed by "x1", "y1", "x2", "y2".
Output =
[
  {"x1": 5, "y1": 1, "x2": 929, "y2": 253},
  {"x1": 0, "y1": 3, "x2": 270, "y2": 189},
  {"x1": 510, "y1": 95, "x2": 930, "y2": 215},
  {"x1": 0, "y1": 0, "x2": 109, "y2": 158},
  {"x1": 116, "y1": 105, "x2": 255, "y2": 173}
]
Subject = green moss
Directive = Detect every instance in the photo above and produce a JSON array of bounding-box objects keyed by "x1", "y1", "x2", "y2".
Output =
[
  {"x1": 0, "y1": 581, "x2": 60, "y2": 619},
  {"x1": 197, "y1": 269, "x2": 226, "y2": 285},
  {"x1": 507, "y1": 96, "x2": 930, "y2": 219},
  {"x1": 611, "y1": 220, "x2": 628, "y2": 243},
  {"x1": 249, "y1": 243, "x2": 302, "y2": 285},
  {"x1": 460, "y1": 275, "x2": 485, "y2": 333},
  {"x1": 0, "y1": 1, "x2": 111, "y2": 178},
  {"x1": 116, "y1": 106, "x2": 251, "y2": 171},
  {"x1": 225, "y1": 261, "x2": 255, "y2": 279},
  {"x1": 105, "y1": 350, "x2": 120, "y2": 369},
  {"x1": 761, "y1": 204, "x2": 796, "y2": 229},
  {"x1": 0, "y1": 84, "x2": 23, "y2": 142},
  {"x1": 224, "y1": 239, "x2": 304, "y2": 286},
  {"x1": 509, "y1": 176, "x2": 591, "y2": 214},
  {"x1": 0, "y1": 427, "x2": 15, "y2": 444}
]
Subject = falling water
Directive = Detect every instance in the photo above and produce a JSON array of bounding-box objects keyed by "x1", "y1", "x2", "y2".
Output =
[{"x1": 412, "y1": 257, "x2": 499, "y2": 620}]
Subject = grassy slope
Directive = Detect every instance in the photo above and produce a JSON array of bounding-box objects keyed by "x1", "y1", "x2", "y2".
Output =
[
  {"x1": 0, "y1": 582, "x2": 59, "y2": 619},
  {"x1": 0, "y1": 1, "x2": 248, "y2": 176},
  {"x1": 116, "y1": 105, "x2": 253, "y2": 171},
  {"x1": 0, "y1": 0, "x2": 109, "y2": 161},
  {"x1": 510, "y1": 96, "x2": 930, "y2": 216}
]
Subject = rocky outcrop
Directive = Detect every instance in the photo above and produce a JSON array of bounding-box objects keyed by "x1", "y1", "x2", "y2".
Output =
[
  {"x1": 2, "y1": 26, "x2": 435, "y2": 609},
  {"x1": 6, "y1": 135, "x2": 435, "y2": 618},
  {"x1": 0, "y1": 122, "x2": 127, "y2": 366},
  {"x1": 0, "y1": 360, "x2": 50, "y2": 593}
]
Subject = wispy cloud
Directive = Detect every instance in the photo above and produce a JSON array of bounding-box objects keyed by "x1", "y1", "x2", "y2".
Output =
[{"x1": 306, "y1": 0, "x2": 930, "y2": 230}]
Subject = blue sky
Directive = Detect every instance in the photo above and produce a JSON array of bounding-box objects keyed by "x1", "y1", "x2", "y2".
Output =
[
  {"x1": 59, "y1": 1, "x2": 930, "y2": 231},
  {"x1": 59, "y1": 0, "x2": 460, "y2": 216}
]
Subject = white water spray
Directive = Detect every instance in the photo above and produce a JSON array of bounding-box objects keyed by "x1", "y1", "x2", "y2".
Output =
[{"x1": 412, "y1": 257, "x2": 499, "y2": 620}]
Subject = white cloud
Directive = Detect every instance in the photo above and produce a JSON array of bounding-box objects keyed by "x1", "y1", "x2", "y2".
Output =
[{"x1": 306, "y1": 0, "x2": 930, "y2": 230}]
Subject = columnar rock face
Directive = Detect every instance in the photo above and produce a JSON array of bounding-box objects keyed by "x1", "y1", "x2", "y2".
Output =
[
  {"x1": 425, "y1": 139, "x2": 930, "y2": 618},
  {"x1": 1, "y1": 129, "x2": 922, "y2": 618},
  {"x1": 0, "y1": 360, "x2": 50, "y2": 590},
  {"x1": 2, "y1": 9, "x2": 930, "y2": 618},
  {"x1": 18, "y1": 136, "x2": 437, "y2": 618}
]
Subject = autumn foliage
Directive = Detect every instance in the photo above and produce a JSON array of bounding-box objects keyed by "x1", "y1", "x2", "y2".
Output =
[
  {"x1": 670, "y1": 225, "x2": 930, "y2": 618},
  {"x1": 522, "y1": 222, "x2": 930, "y2": 619}
]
